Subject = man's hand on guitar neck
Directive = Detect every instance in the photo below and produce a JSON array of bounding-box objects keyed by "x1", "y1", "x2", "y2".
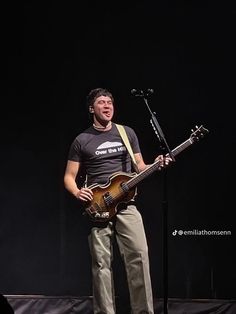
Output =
[{"x1": 155, "y1": 155, "x2": 173, "y2": 170}]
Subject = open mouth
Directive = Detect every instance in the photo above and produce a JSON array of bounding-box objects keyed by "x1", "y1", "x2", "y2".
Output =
[{"x1": 103, "y1": 112, "x2": 111, "y2": 118}]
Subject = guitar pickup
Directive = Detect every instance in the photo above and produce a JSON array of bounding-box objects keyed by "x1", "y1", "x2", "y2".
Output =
[
  {"x1": 121, "y1": 182, "x2": 129, "y2": 193},
  {"x1": 103, "y1": 192, "x2": 114, "y2": 206}
]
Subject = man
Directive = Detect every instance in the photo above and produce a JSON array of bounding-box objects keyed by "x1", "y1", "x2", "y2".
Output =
[{"x1": 64, "y1": 88, "x2": 172, "y2": 314}]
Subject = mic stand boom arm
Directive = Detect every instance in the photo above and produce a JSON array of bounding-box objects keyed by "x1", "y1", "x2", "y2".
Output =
[{"x1": 143, "y1": 96, "x2": 175, "y2": 161}]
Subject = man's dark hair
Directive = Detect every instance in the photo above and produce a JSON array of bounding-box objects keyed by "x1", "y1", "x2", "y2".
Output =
[{"x1": 86, "y1": 88, "x2": 114, "y2": 111}]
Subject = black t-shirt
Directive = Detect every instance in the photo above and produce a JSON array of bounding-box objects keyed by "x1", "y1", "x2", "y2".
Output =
[{"x1": 68, "y1": 123, "x2": 141, "y2": 185}]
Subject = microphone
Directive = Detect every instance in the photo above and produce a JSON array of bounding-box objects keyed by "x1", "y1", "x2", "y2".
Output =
[
  {"x1": 131, "y1": 89, "x2": 143, "y2": 96},
  {"x1": 131, "y1": 89, "x2": 154, "y2": 97},
  {"x1": 146, "y1": 88, "x2": 154, "y2": 96}
]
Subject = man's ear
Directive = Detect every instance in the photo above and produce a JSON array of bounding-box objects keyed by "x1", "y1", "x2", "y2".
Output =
[{"x1": 89, "y1": 106, "x2": 94, "y2": 113}]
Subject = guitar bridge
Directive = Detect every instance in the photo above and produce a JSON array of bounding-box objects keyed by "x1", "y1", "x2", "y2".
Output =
[
  {"x1": 94, "y1": 211, "x2": 110, "y2": 219},
  {"x1": 85, "y1": 203, "x2": 110, "y2": 221}
]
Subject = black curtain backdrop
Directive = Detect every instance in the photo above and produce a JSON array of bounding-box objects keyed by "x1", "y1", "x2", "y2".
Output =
[{"x1": 1, "y1": 0, "x2": 235, "y2": 302}]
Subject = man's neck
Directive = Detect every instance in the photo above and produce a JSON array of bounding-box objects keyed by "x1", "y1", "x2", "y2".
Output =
[{"x1": 93, "y1": 121, "x2": 112, "y2": 131}]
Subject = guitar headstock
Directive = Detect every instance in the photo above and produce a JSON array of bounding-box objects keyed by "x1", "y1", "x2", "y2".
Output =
[{"x1": 190, "y1": 125, "x2": 209, "y2": 143}]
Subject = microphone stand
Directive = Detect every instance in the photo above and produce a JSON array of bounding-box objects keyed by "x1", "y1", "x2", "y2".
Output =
[{"x1": 137, "y1": 90, "x2": 175, "y2": 314}]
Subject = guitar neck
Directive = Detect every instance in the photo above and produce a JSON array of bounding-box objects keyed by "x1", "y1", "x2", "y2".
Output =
[
  {"x1": 171, "y1": 137, "x2": 193, "y2": 157},
  {"x1": 127, "y1": 137, "x2": 193, "y2": 189}
]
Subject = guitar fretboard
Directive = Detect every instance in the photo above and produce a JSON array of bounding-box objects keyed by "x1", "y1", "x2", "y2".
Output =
[{"x1": 126, "y1": 138, "x2": 193, "y2": 190}]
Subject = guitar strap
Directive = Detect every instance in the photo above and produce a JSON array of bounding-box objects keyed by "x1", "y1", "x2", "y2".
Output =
[{"x1": 115, "y1": 123, "x2": 139, "y2": 173}]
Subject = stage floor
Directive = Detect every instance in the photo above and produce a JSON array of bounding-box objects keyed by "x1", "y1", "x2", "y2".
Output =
[{"x1": 2, "y1": 295, "x2": 236, "y2": 314}]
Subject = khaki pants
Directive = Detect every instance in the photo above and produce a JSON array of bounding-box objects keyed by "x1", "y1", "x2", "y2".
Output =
[{"x1": 88, "y1": 204, "x2": 154, "y2": 314}]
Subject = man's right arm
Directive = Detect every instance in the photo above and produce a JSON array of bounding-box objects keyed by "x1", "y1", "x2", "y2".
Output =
[
  {"x1": 64, "y1": 160, "x2": 81, "y2": 198},
  {"x1": 64, "y1": 160, "x2": 93, "y2": 202}
]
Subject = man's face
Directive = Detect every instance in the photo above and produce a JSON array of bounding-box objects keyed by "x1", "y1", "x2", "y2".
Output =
[{"x1": 92, "y1": 95, "x2": 114, "y2": 123}]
